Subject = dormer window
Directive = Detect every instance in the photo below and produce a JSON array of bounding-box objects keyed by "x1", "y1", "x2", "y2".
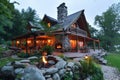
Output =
[
  {"x1": 71, "y1": 23, "x2": 76, "y2": 28},
  {"x1": 48, "y1": 22, "x2": 51, "y2": 27}
]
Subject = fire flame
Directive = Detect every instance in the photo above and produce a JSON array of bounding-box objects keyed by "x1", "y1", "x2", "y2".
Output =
[
  {"x1": 57, "y1": 45, "x2": 62, "y2": 49},
  {"x1": 42, "y1": 56, "x2": 47, "y2": 64}
]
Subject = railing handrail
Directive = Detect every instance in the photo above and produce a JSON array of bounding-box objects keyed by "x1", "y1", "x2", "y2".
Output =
[{"x1": 69, "y1": 27, "x2": 87, "y2": 37}]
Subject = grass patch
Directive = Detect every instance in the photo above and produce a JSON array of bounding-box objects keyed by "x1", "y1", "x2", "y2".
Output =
[
  {"x1": 0, "y1": 57, "x2": 20, "y2": 67},
  {"x1": 105, "y1": 53, "x2": 120, "y2": 71}
]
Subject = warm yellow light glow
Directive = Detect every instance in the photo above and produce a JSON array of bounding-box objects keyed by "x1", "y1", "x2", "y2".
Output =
[
  {"x1": 27, "y1": 40, "x2": 31, "y2": 44},
  {"x1": 70, "y1": 40, "x2": 76, "y2": 49},
  {"x1": 71, "y1": 23, "x2": 76, "y2": 28},
  {"x1": 36, "y1": 40, "x2": 39, "y2": 43},
  {"x1": 79, "y1": 41, "x2": 84, "y2": 47},
  {"x1": 48, "y1": 39, "x2": 51, "y2": 43},
  {"x1": 84, "y1": 55, "x2": 89, "y2": 59},
  {"x1": 57, "y1": 45, "x2": 62, "y2": 49},
  {"x1": 42, "y1": 56, "x2": 47, "y2": 64},
  {"x1": 48, "y1": 23, "x2": 51, "y2": 27},
  {"x1": 16, "y1": 41, "x2": 20, "y2": 44}
]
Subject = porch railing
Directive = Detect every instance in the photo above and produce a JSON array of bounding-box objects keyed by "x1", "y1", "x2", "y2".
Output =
[{"x1": 68, "y1": 27, "x2": 87, "y2": 37}]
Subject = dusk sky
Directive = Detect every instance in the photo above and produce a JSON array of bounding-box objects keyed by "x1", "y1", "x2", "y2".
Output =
[{"x1": 10, "y1": 0, "x2": 119, "y2": 29}]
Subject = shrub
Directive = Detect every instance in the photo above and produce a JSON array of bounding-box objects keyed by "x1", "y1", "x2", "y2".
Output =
[
  {"x1": 80, "y1": 57, "x2": 104, "y2": 80},
  {"x1": 62, "y1": 72, "x2": 73, "y2": 80},
  {"x1": 29, "y1": 51, "x2": 42, "y2": 58},
  {"x1": 0, "y1": 45, "x2": 6, "y2": 58},
  {"x1": 41, "y1": 45, "x2": 54, "y2": 55},
  {"x1": 17, "y1": 52, "x2": 29, "y2": 58}
]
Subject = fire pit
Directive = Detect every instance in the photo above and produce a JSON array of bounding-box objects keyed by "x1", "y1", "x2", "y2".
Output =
[{"x1": 37, "y1": 55, "x2": 58, "y2": 68}]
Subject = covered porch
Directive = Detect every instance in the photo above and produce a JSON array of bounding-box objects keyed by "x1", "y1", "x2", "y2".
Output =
[{"x1": 12, "y1": 30, "x2": 100, "y2": 54}]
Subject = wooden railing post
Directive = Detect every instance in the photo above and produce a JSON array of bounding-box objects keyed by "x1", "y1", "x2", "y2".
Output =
[{"x1": 25, "y1": 37, "x2": 28, "y2": 53}]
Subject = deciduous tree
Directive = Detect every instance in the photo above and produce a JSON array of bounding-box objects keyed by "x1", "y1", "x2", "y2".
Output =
[{"x1": 94, "y1": 3, "x2": 120, "y2": 51}]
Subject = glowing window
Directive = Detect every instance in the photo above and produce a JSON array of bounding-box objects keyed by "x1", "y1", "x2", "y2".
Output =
[
  {"x1": 27, "y1": 40, "x2": 31, "y2": 44},
  {"x1": 71, "y1": 23, "x2": 76, "y2": 28},
  {"x1": 79, "y1": 41, "x2": 84, "y2": 47},
  {"x1": 48, "y1": 23, "x2": 51, "y2": 27}
]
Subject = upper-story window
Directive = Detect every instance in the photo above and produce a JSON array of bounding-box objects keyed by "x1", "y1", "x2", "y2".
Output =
[
  {"x1": 48, "y1": 22, "x2": 51, "y2": 27},
  {"x1": 71, "y1": 23, "x2": 76, "y2": 28}
]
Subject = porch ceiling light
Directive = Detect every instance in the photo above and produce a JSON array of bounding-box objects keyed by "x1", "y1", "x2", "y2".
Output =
[
  {"x1": 16, "y1": 41, "x2": 20, "y2": 44},
  {"x1": 27, "y1": 40, "x2": 31, "y2": 44}
]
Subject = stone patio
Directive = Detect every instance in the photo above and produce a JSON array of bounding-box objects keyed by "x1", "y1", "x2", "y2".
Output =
[
  {"x1": 53, "y1": 49, "x2": 103, "y2": 62},
  {"x1": 53, "y1": 49, "x2": 102, "y2": 58}
]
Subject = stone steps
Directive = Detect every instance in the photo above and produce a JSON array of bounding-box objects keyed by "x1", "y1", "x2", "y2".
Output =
[{"x1": 93, "y1": 52, "x2": 107, "y2": 65}]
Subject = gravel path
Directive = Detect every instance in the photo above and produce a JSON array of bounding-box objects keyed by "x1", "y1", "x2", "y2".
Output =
[{"x1": 101, "y1": 65, "x2": 120, "y2": 80}]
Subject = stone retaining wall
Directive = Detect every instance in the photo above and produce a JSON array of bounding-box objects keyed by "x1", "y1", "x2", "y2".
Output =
[{"x1": 0, "y1": 55, "x2": 81, "y2": 80}]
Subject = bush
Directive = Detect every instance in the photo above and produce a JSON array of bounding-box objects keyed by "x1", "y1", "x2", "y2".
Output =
[
  {"x1": 41, "y1": 45, "x2": 54, "y2": 55},
  {"x1": 0, "y1": 45, "x2": 6, "y2": 58},
  {"x1": 80, "y1": 57, "x2": 104, "y2": 80},
  {"x1": 17, "y1": 52, "x2": 29, "y2": 58},
  {"x1": 62, "y1": 72, "x2": 73, "y2": 80},
  {"x1": 29, "y1": 51, "x2": 42, "y2": 58}
]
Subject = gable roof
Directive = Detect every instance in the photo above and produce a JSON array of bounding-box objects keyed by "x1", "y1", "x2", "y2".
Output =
[
  {"x1": 61, "y1": 10, "x2": 84, "y2": 30},
  {"x1": 39, "y1": 10, "x2": 90, "y2": 37},
  {"x1": 42, "y1": 14, "x2": 58, "y2": 23},
  {"x1": 27, "y1": 9, "x2": 90, "y2": 36},
  {"x1": 28, "y1": 21, "x2": 42, "y2": 29}
]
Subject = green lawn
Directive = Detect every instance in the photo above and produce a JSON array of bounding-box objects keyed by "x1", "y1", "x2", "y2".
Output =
[{"x1": 105, "y1": 53, "x2": 120, "y2": 71}]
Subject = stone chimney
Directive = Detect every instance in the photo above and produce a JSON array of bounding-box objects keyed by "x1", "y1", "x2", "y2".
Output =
[{"x1": 57, "y1": 3, "x2": 67, "y2": 23}]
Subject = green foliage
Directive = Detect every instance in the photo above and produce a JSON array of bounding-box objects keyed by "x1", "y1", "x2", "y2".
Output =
[
  {"x1": 4, "y1": 41, "x2": 12, "y2": 46},
  {"x1": 0, "y1": 57, "x2": 17, "y2": 67},
  {"x1": 0, "y1": 0, "x2": 14, "y2": 26},
  {"x1": 16, "y1": 74, "x2": 22, "y2": 80},
  {"x1": 80, "y1": 57, "x2": 104, "y2": 80},
  {"x1": 29, "y1": 51, "x2": 42, "y2": 57},
  {"x1": 0, "y1": 45, "x2": 7, "y2": 58},
  {"x1": 40, "y1": 21, "x2": 60, "y2": 36},
  {"x1": 0, "y1": 0, "x2": 15, "y2": 42},
  {"x1": 0, "y1": 6, "x2": 40, "y2": 42},
  {"x1": 94, "y1": 3, "x2": 120, "y2": 52},
  {"x1": 88, "y1": 23, "x2": 98, "y2": 38},
  {"x1": 105, "y1": 53, "x2": 120, "y2": 71},
  {"x1": 58, "y1": 53, "x2": 64, "y2": 58},
  {"x1": 41, "y1": 45, "x2": 54, "y2": 55},
  {"x1": 17, "y1": 52, "x2": 29, "y2": 58},
  {"x1": 57, "y1": 53, "x2": 69, "y2": 61},
  {"x1": 17, "y1": 50, "x2": 42, "y2": 58},
  {"x1": 62, "y1": 72, "x2": 73, "y2": 80}
]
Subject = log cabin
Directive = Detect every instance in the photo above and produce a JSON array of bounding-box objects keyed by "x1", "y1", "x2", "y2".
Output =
[{"x1": 12, "y1": 3, "x2": 100, "y2": 53}]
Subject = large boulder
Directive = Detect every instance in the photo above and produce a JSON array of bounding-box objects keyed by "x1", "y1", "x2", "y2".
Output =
[
  {"x1": 23, "y1": 66, "x2": 45, "y2": 80},
  {"x1": 28, "y1": 56, "x2": 38, "y2": 60},
  {"x1": 45, "y1": 68, "x2": 58, "y2": 74},
  {"x1": 1, "y1": 66, "x2": 15, "y2": 80},
  {"x1": 58, "y1": 69, "x2": 66, "y2": 77},
  {"x1": 19, "y1": 59, "x2": 30, "y2": 63},
  {"x1": 55, "y1": 60, "x2": 66, "y2": 69},
  {"x1": 53, "y1": 73, "x2": 60, "y2": 80},
  {"x1": 67, "y1": 62, "x2": 74, "y2": 68},
  {"x1": 15, "y1": 68, "x2": 24, "y2": 74},
  {"x1": 1, "y1": 65, "x2": 14, "y2": 73}
]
